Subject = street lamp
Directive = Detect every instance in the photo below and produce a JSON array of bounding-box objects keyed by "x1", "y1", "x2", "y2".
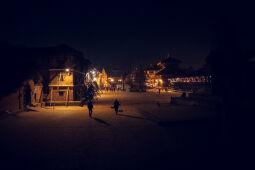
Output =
[{"x1": 65, "y1": 68, "x2": 71, "y2": 76}]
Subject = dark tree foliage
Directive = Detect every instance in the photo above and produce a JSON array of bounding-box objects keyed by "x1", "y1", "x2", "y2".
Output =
[
  {"x1": 130, "y1": 65, "x2": 146, "y2": 91},
  {"x1": 206, "y1": 19, "x2": 255, "y2": 169},
  {"x1": 0, "y1": 44, "x2": 38, "y2": 99},
  {"x1": 80, "y1": 82, "x2": 100, "y2": 106},
  {"x1": 206, "y1": 19, "x2": 248, "y2": 101}
]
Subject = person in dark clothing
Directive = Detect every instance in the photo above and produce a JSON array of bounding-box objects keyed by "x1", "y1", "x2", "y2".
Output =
[
  {"x1": 113, "y1": 99, "x2": 120, "y2": 115},
  {"x1": 181, "y1": 92, "x2": 186, "y2": 98},
  {"x1": 87, "y1": 101, "x2": 93, "y2": 117},
  {"x1": 156, "y1": 102, "x2": 160, "y2": 107}
]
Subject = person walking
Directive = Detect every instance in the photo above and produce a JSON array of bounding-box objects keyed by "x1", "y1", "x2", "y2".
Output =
[
  {"x1": 113, "y1": 99, "x2": 120, "y2": 115},
  {"x1": 87, "y1": 100, "x2": 93, "y2": 117}
]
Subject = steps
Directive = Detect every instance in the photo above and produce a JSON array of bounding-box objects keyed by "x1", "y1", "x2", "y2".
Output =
[{"x1": 45, "y1": 101, "x2": 81, "y2": 106}]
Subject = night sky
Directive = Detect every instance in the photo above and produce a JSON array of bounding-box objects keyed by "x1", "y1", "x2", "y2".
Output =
[{"x1": 1, "y1": 1, "x2": 254, "y2": 71}]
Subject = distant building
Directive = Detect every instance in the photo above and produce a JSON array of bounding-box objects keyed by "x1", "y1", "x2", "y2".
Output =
[
  {"x1": 145, "y1": 55, "x2": 211, "y2": 92},
  {"x1": 0, "y1": 44, "x2": 90, "y2": 111},
  {"x1": 108, "y1": 69, "x2": 124, "y2": 90},
  {"x1": 39, "y1": 45, "x2": 90, "y2": 104},
  {"x1": 48, "y1": 69, "x2": 81, "y2": 103},
  {"x1": 144, "y1": 56, "x2": 182, "y2": 89},
  {"x1": 144, "y1": 64, "x2": 163, "y2": 88},
  {"x1": 97, "y1": 68, "x2": 109, "y2": 89}
]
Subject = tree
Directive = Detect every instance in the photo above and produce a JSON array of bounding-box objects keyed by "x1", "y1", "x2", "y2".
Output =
[
  {"x1": 80, "y1": 81, "x2": 100, "y2": 106},
  {"x1": 130, "y1": 65, "x2": 146, "y2": 91},
  {"x1": 206, "y1": 18, "x2": 245, "y2": 100}
]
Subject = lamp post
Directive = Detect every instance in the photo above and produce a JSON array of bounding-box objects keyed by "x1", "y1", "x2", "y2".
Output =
[{"x1": 66, "y1": 68, "x2": 86, "y2": 75}]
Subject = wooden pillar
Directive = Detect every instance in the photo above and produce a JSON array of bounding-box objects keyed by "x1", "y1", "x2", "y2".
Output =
[
  {"x1": 66, "y1": 87, "x2": 69, "y2": 107},
  {"x1": 50, "y1": 87, "x2": 53, "y2": 107}
]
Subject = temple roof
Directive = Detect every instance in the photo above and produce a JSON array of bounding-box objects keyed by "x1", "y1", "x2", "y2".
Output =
[
  {"x1": 156, "y1": 67, "x2": 185, "y2": 77},
  {"x1": 161, "y1": 57, "x2": 182, "y2": 64},
  {"x1": 145, "y1": 64, "x2": 162, "y2": 71}
]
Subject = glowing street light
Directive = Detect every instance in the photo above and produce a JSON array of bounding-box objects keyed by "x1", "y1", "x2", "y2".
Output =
[{"x1": 65, "y1": 68, "x2": 71, "y2": 76}]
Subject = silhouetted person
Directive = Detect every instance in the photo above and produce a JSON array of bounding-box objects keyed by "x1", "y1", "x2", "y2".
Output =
[
  {"x1": 156, "y1": 102, "x2": 160, "y2": 107},
  {"x1": 113, "y1": 99, "x2": 120, "y2": 115},
  {"x1": 158, "y1": 89, "x2": 161, "y2": 94},
  {"x1": 87, "y1": 101, "x2": 93, "y2": 117},
  {"x1": 181, "y1": 92, "x2": 186, "y2": 98}
]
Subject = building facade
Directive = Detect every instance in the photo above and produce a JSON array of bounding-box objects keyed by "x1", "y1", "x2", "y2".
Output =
[{"x1": 145, "y1": 56, "x2": 211, "y2": 92}]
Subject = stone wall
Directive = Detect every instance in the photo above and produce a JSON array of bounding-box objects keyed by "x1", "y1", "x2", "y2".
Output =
[
  {"x1": 0, "y1": 88, "x2": 24, "y2": 113},
  {"x1": 0, "y1": 79, "x2": 36, "y2": 113},
  {"x1": 34, "y1": 85, "x2": 43, "y2": 103}
]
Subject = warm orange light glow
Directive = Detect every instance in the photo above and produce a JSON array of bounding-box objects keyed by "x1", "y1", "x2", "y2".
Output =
[{"x1": 65, "y1": 68, "x2": 70, "y2": 72}]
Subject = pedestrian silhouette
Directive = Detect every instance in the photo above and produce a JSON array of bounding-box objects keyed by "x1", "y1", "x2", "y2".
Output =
[
  {"x1": 87, "y1": 100, "x2": 93, "y2": 117},
  {"x1": 113, "y1": 99, "x2": 120, "y2": 115},
  {"x1": 181, "y1": 92, "x2": 186, "y2": 98},
  {"x1": 156, "y1": 102, "x2": 160, "y2": 107}
]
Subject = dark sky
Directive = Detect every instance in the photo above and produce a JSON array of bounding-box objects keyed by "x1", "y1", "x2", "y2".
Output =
[{"x1": 1, "y1": 0, "x2": 255, "y2": 71}]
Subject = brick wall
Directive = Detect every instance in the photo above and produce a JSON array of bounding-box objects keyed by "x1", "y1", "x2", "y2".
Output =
[{"x1": 0, "y1": 89, "x2": 23, "y2": 113}]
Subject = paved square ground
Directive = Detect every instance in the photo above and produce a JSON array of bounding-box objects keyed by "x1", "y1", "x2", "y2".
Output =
[{"x1": 0, "y1": 92, "x2": 222, "y2": 170}]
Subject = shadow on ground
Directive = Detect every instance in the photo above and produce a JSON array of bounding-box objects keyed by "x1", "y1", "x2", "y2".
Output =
[
  {"x1": 117, "y1": 113, "x2": 150, "y2": 121},
  {"x1": 0, "y1": 112, "x2": 21, "y2": 120},
  {"x1": 26, "y1": 108, "x2": 39, "y2": 112},
  {"x1": 92, "y1": 117, "x2": 110, "y2": 126}
]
